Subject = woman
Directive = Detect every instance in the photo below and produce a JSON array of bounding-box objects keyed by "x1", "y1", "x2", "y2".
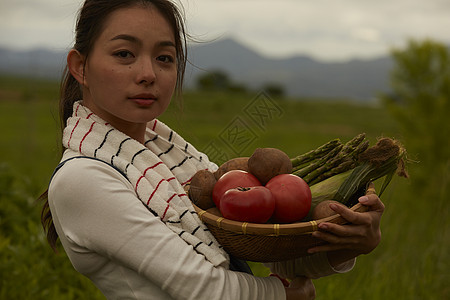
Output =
[{"x1": 41, "y1": 1, "x2": 384, "y2": 299}]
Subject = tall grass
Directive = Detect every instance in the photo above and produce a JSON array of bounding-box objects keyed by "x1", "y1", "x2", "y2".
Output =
[
  {"x1": 0, "y1": 163, "x2": 105, "y2": 299},
  {"x1": 0, "y1": 75, "x2": 447, "y2": 299}
]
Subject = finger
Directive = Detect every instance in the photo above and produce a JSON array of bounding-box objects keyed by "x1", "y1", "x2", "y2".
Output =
[
  {"x1": 360, "y1": 182, "x2": 385, "y2": 212},
  {"x1": 317, "y1": 222, "x2": 366, "y2": 238},
  {"x1": 358, "y1": 193, "x2": 385, "y2": 212},
  {"x1": 312, "y1": 227, "x2": 362, "y2": 244},
  {"x1": 327, "y1": 202, "x2": 370, "y2": 225}
]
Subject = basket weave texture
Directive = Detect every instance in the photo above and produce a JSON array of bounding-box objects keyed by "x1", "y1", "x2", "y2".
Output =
[{"x1": 194, "y1": 203, "x2": 368, "y2": 262}]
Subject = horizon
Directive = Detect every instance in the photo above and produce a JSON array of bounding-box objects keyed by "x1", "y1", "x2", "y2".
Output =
[{"x1": 0, "y1": 36, "x2": 397, "y2": 64}]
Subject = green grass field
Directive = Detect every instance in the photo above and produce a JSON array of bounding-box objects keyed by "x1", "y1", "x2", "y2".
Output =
[{"x1": 0, "y1": 75, "x2": 448, "y2": 299}]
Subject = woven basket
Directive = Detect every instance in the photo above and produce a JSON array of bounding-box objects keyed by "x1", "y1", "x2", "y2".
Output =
[{"x1": 194, "y1": 202, "x2": 368, "y2": 262}]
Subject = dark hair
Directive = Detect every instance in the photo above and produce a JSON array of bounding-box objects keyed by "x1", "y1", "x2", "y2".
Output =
[{"x1": 41, "y1": 0, "x2": 188, "y2": 250}]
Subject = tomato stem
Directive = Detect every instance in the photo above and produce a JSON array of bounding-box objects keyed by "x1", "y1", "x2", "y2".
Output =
[{"x1": 237, "y1": 186, "x2": 251, "y2": 191}]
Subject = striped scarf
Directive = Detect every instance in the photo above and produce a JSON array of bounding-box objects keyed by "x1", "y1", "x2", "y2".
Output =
[{"x1": 63, "y1": 101, "x2": 229, "y2": 268}]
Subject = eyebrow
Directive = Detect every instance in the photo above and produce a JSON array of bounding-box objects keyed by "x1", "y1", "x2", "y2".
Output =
[
  {"x1": 111, "y1": 34, "x2": 140, "y2": 44},
  {"x1": 110, "y1": 34, "x2": 176, "y2": 48}
]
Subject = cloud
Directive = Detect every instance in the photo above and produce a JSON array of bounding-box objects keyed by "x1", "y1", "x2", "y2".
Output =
[
  {"x1": 0, "y1": 0, "x2": 81, "y2": 50},
  {"x1": 187, "y1": 0, "x2": 450, "y2": 60},
  {"x1": 1, "y1": 0, "x2": 449, "y2": 61},
  {"x1": 351, "y1": 28, "x2": 381, "y2": 43}
]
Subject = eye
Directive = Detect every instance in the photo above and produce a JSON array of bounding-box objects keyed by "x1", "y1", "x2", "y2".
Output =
[
  {"x1": 114, "y1": 50, "x2": 134, "y2": 59},
  {"x1": 157, "y1": 55, "x2": 175, "y2": 64}
]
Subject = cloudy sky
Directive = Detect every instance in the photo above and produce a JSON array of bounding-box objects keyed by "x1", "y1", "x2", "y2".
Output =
[{"x1": 1, "y1": 0, "x2": 449, "y2": 61}]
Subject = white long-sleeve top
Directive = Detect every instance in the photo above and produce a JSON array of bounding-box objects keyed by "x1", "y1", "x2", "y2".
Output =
[{"x1": 48, "y1": 150, "x2": 354, "y2": 300}]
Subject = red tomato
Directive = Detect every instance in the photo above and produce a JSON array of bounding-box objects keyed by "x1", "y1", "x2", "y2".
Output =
[
  {"x1": 265, "y1": 174, "x2": 312, "y2": 223},
  {"x1": 220, "y1": 186, "x2": 275, "y2": 223},
  {"x1": 212, "y1": 170, "x2": 262, "y2": 207}
]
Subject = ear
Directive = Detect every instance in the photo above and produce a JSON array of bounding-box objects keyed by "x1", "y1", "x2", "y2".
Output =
[{"x1": 67, "y1": 49, "x2": 86, "y2": 86}]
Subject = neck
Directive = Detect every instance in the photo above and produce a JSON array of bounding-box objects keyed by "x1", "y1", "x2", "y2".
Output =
[
  {"x1": 122, "y1": 123, "x2": 147, "y2": 144},
  {"x1": 79, "y1": 99, "x2": 148, "y2": 144},
  {"x1": 111, "y1": 120, "x2": 147, "y2": 144}
]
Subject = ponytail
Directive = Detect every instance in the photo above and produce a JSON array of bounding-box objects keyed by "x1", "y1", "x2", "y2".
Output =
[
  {"x1": 59, "y1": 66, "x2": 83, "y2": 129},
  {"x1": 40, "y1": 190, "x2": 58, "y2": 251},
  {"x1": 40, "y1": 65, "x2": 83, "y2": 251}
]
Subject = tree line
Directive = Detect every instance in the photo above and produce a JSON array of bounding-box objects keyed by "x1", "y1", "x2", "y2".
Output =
[{"x1": 195, "y1": 69, "x2": 285, "y2": 98}]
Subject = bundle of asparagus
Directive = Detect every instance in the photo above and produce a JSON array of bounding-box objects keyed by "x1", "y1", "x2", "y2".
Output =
[{"x1": 291, "y1": 133, "x2": 409, "y2": 208}]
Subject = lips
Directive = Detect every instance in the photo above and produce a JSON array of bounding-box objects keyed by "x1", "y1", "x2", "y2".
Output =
[
  {"x1": 129, "y1": 93, "x2": 157, "y2": 106},
  {"x1": 129, "y1": 93, "x2": 156, "y2": 100}
]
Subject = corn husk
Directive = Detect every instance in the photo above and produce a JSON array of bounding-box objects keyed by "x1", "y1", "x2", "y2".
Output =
[{"x1": 309, "y1": 170, "x2": 353, "y2": 207}]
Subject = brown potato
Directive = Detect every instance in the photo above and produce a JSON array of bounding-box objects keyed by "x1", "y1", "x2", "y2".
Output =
[
  {"x1": 311, "y1": 200, "x2": 346, "y2": 220},
  {"x1": 188, "y1": 170, "x2": 217, "y2": 209},
  {"x1": 247, "y1": 148, "x2": 292, "y2": 184},
  {"x1": 214, "y1": 157, "x2": 249, "y2": 180}
]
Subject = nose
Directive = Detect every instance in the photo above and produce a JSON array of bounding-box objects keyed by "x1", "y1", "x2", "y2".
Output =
[{"x1": 136, "y1": 57, "x2": 156, "y2": 85}]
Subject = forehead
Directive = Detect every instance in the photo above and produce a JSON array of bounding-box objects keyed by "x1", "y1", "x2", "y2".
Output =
[{"x1": 99, "y1": 5, "x2": 175, "y2": 43}]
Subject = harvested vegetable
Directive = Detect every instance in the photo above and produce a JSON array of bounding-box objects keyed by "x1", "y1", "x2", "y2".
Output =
[
  {"x1": 334, "y1": 137, "x2": 408, "y2": 205},
  {"x1": 266, "y1": 174, "x2": 312, "y2": 223},
  {"x1": 311, "y1": 200, "x2": 346, "y2": 220},
  {"x1": 309, "y1": 170, "x2": 353, "y2": 209},
  {"x1": 291, "y1": 138, "x2": 341, "y2": 169},
  {"x1": 188, "y1": 170, "x2": 217, "y2": 210},
  {"x1": 212, "y1": 170, "x2": 261, "y2": 207},
  {"x1": 248, "y1": 148, "x2": 293, "y2": 185},
  {"x1": 214, "y1": 157, "x2": 249, "y2": 180},
  {"x1": 293, "y1": 133, "x2": 369, "y2": 184},
  {"x1": 220, "y1": 186, "x2": 275, "y2": 223},
  {"x1": 292, "y1": 134, "x2": 409, "y2": 210}
]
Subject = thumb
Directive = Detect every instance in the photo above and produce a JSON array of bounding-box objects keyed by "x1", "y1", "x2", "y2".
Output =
[{"x1": 359, "y1": 182, "x2": 385, "y2": 212}]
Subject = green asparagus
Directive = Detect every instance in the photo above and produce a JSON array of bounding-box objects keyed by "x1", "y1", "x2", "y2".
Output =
[{"x1": 290, "y1": 139, "x2": 341, "y2": 168}]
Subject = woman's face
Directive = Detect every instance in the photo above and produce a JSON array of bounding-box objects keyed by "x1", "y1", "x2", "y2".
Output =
[{"x1": 81, "y1": 5, "x2": 177, "y2": 134}]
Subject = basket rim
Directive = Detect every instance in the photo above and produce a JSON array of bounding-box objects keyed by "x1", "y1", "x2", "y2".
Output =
[{"x1": 193, "y1": 202, "x2": 368, "y2": 236}]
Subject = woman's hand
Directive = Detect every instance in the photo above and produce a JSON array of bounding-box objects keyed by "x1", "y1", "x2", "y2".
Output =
[
  {"x1": 285, "y1": 277, "x2": 316, "y2": 300},
  {"x1": 308, "y1": 183, "x2": 385, "y2": 256}
]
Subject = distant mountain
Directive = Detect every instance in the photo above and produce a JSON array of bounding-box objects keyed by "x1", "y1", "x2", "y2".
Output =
[
  {"x1": 0, "y1": 47, "x2": 66, "y2": 79},
  {"x1": 186, "y1": 38, "x2": 393, "y2": 100},
  {"x1": 0, "y1": 38, "x2": 394, "y2": 100}
]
